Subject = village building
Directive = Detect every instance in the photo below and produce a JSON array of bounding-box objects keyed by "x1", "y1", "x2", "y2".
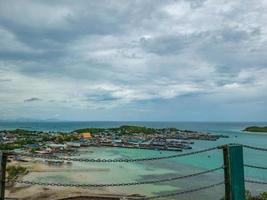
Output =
[{"x1": 80, "y1": 132, "x2": 92, "y2": 140}]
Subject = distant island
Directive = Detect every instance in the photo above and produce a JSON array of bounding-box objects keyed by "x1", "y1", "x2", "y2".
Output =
[{"x1": 243, "y1": 126, "x2": 267, "y2": 133}]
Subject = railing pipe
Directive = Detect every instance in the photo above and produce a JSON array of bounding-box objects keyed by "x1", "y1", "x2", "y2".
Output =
[
  {"x1": 0, "y1": 152, "x2": 7, "y2": 200},
  {"x1": 223, "y1": 144, "x2": 245, "y2": 200}
]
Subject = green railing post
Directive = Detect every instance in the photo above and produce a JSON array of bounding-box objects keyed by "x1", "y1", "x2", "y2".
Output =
[
  {"x1": 0, "y1": 152, "x2": 7, "y2": 200},
  {"x1": 223, "y1": 144, "x2": 245, "y2": 200}
]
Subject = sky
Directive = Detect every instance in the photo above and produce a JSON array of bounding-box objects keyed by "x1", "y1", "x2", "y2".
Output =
[{"x1": 0, "y1": 0, "x2": 267, "y2": 122}]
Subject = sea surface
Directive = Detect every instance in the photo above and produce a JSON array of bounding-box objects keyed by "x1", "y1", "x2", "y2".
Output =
[{"x1": 1, "y1": 121, "x2": 267, "y2": 199}]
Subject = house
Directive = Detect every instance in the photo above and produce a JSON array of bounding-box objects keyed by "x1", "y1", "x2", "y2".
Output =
[
  {"x1": 48, "y1": 143, "x2": 67, "y2": 151},
  {"x1": 80, "y1": 132, "x2": 92, "y2": 140}
]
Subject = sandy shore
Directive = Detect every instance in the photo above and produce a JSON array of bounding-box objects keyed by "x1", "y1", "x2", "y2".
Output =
[
  {"x1": 5, "y1": 147, "x2": 180, "y2": 200},
  {"x1": 6, "y1": 185, "x2": 129, "y2": 200},
  {"x1": 5, "y1": 160, "x2": 144, "y2": 200}
]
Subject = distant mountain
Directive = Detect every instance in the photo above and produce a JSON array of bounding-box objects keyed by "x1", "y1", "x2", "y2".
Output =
[{"x1": 0, "y1": 118, "x2": 63, "y2": 122}]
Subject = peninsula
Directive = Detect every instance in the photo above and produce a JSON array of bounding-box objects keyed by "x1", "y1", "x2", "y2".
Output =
[{"x1": 0, "y1": 125, "x2": 228, "y2": 152}]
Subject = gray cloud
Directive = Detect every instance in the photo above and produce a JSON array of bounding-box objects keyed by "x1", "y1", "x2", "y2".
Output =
[
  {"x1": 87, "y1": 93, "x2": 121, "y2": 102},
  {"x1": 24, "y1": 97, "x2": 42, "y2": 102},
  {"x1": 0, "y1": 0, "x2": 267, "y2": 121}
]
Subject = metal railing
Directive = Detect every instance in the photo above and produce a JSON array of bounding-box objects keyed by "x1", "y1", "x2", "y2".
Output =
[{"x1": 1, "y1": 144, "x2": 267, "y2": 200}]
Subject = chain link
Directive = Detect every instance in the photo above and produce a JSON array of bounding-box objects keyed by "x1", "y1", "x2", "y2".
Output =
[
  {"x1": 219, "y1": 143, "x2": 267, "y2": 152},
  {"x1": 245, "y1": 179, "x2": 267, "y2": 185},
  {"x1": 12, "y1": 166, "x2": 223, "y2": 188},
  {"x1": 242, "y1": 144, "x2": 267, "y2": 152},
  {"x1": 12, "y1": 146, "x2": 219, "y2": 163},
  {"x1": 143, "y1": 181, "x2": 225, "y2": 199},
  {"x1": 244, "y1": 164, "x2": 267, "y2": 170}
]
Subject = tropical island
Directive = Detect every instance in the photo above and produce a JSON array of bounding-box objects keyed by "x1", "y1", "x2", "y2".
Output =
[{"x1": 243, "y1": 126, "x2": 267, "y2": 133}]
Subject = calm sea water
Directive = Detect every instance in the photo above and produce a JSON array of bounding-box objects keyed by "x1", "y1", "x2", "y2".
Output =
[{"x1": 2, "y1": 121, "x2": 267, "y2": 199}]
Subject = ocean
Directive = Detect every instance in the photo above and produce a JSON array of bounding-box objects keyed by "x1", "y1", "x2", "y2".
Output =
[
  {"x1": 1, "y1": 121, "x2": 267, "y2": 133},
  {"x1": 1, "y1": 121, "x2": 267, "y2": 199}
]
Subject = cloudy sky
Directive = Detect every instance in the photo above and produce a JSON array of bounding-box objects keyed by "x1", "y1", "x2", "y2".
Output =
[{"x1": 0, "y1": 0, "x2": 267, "y2": 121}]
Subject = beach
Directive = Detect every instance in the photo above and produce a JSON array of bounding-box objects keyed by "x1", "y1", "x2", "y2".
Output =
[{"x1": 6, "y1": 146, "x2": 225, "y2": 200}]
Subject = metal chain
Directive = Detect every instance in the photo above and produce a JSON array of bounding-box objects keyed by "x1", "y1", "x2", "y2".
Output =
[
  {"x1": 12, "y1": 146, "x2": 219, "y2": 163},
  {"x1": 242, "y1": 144, "x2": 267, "y2": 152},
  {"x1": 219, "y1": 143, "x2": 267, "y2": 152},
  {"x1": 143, "y1": 181, "x2": 225, "y2": 199},
  {"x1": 244, "y1": 164, "x2": 267, "y2": 170},
  {"x1": 245, "y1": 179, "x2": 267, "y2": 185},
  {"x1": 12, "y1": 166, "x2": 223, "y2": 188},
  {"x1": 136, "y1": 166, "x2": 223, "y2": 185}
]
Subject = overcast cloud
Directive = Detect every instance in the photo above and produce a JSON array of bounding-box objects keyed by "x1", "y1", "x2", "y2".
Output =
[{"x1": 0, "y1": 0, "x2": 267, "y2": 121}]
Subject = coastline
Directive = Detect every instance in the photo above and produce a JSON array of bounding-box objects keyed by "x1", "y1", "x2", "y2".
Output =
[
  {"x1": 6, "y1": 184, "x2": 125, "y2": 200},
  {"x1": 5, "y1": 147, "x2": 177, "y2": 200},
  {"x1": 243, "y1": 130, "x2": 267, "y2": 135},
  {"x1": 243, "y1": 131, "x2": 267, "y2": 135},
  {"x1": 6, "y1": 159, "x2": 133, "y2": 200}
]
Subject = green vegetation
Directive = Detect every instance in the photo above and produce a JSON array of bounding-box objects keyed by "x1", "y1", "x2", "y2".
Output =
[
  {"x1": 0, "y1": 129, "x2": 81, "y2": 150},
  {"x1": 0, "y1": 143, "x2": 25, "y2": 150},
  {"x1": 0, "y1": 129, "x2": 39, "y2": 150},
  {"x1": 54, "y1": 133, "x2": 79, "y2": 143},
  {"x1": 30, "y1": 147, "x2": 40, "y2": 153},
  {"x1": 9, "y1": 129, "x2": 36, "y2": 135},
  {"x1": 74, "y1": 125, "x2": 157, "y2": 135},
  {"x1": 245, "y1": 191, "x2": 267, "y2": 200},
  {"x1": 0, "y1": 138, "x2": 36, "y2": 150},
  {"x1": 6, "y1": 165, "x2": 28, "y2": 181},
  {"x1": 243, "y1": 126, "x2": 267, "y2": 133},
  {"x1": 247, "y1": 191, "x2": 267, "y2": 200},
  {"x1": 73, "y1": 125, "x2": 187, "y2": 135},
  {"x1": 119, "y1": 125, "x2": 155, "y2": 134}
]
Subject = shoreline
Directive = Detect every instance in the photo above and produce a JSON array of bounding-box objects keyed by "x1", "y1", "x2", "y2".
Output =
[
  {"x1": 6, "y1": 162, "x2": 132, "y2": 200},
  {"x1": 6, "y1": 185, "x2": 129, "y2": 200},
  {"x1": 242, "y1": 126, "x2": 267, "y2": 134},
  {"x1": 5, "y1": 148, "x2": 165, "y2": 200},
  {"x1": 243, "y1": 130, "x2": 267, "y2": 135}
]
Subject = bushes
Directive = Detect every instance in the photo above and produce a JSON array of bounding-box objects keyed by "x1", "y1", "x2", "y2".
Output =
[
  {"x1": 0, "y1": 143, "x2": 22, "y2": 150},
  {"x1": 246, "y1": 191, "x2": 267, "y2": 200},
  {"x1": 6, "y1": 165, "x2": 28, "y2": 181},
  {"x1": 221, "y1": 191, "x2": 267, "y2": 200},
  {"x1": 54, "y1": 134, "x2": 79, "y2": 143}
]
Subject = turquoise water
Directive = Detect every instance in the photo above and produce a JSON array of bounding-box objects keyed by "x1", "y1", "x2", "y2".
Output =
[{"x1": 2, "y1": 121, "x2": 267, "y2": 199}]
